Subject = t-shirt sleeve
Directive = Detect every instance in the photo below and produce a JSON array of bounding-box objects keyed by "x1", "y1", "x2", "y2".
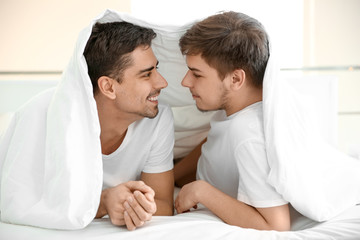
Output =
[
  {"x1": 142, "y1": 105, "x2": 174, "y2": 173},
  {"x1": 235, "y1": 140, "x2": 288, "y2": 208}
]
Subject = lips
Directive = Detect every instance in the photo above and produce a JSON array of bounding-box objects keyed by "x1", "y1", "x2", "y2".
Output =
[{"x1": 190, "y1": 90, "x2": 199, "y2": 99}]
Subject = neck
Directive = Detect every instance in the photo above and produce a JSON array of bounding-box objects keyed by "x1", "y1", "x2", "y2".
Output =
[
  {"x1": 225, "y1": 86, "x2": 262, "y2": 116},
  {"x1": 95, "y1": 96, "x2": 137, "y2": 155}
]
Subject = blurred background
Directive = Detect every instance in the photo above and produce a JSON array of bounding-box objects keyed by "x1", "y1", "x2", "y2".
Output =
[{"x1": 0, "y1": 0, "x2": 359, "y2": 155}]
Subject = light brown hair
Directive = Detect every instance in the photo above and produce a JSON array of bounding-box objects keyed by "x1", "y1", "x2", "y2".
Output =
[{"x1": 179, "y1": 11, "x2": 269, "y2": 88}]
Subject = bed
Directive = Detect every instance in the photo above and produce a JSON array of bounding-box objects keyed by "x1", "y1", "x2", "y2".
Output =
[
  {"x1": 1, "y1": 9, "x2": 360, "y2": 239},
  {"x1": 1, "y1": 203, "x2": 360, "y2": 239},
  {"x1": 1, "y1": 69, "x2": 359, "y2": 240}
]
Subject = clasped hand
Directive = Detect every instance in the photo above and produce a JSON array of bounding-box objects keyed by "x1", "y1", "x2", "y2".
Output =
[{"x1": 101, "y1": 181, "x2": 157, "y2": 230}]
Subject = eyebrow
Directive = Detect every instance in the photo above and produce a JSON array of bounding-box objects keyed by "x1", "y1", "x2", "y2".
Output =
[
  {"x1": 137, "y1": 61, "x2": 159, "y2": 75},
  {"x1": 188, "y1": 66, "x2": 202, "y2": 72}
]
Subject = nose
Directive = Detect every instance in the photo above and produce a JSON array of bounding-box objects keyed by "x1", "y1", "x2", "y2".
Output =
[
  {"x1": 155, "y1": 71, "x2": 168, "y2": 89},
  {"x1": 181, "y1": 71, "x2": 193, "y2": 88}
]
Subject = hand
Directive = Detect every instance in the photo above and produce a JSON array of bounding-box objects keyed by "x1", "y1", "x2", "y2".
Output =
[
  {"x1": 123, "y1": 190, "x2": 157, "y2": 230},
  {"x1": 99, "y1": 181, "x2": 155, "y2": 229},
  {"x1": 175, "y1": 180, "x2": 204, "y2": 214}
]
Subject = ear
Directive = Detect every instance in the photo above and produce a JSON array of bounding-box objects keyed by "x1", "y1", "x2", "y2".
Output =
[
  {"x1": 97, "y1": 76, "x2": 117, "y2": 100},
  {"x1": 230, "y1": 69, "x2": 246, "y2": 91}
]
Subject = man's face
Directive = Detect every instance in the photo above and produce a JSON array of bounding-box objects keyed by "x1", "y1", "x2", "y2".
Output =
[
  {"x1": 113, "y1": 46, "x2": 168, "y2": 119},
  {"x1": 181, "y1": 54, "x2": 228, "y2": 112}
]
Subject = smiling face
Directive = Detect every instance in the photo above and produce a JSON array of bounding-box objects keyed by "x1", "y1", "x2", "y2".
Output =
[
  {"x1": 113, "y1": 45, "x2": 168, "y2": 119},
  {"x1": 181, "y1": 54, "x2": 228, "y2": 112}
]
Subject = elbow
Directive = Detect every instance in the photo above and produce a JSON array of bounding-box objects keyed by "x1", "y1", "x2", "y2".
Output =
[
  {"x1": 271, "y1": 224, "x2": 291, "y2": 232},
  {"x1": 267, "y1": 219, "x2": 291, "y2": 232}
]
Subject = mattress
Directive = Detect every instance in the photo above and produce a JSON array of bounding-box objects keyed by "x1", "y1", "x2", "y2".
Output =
[{"x1": 1, "y1": 204, "x2": 360, "y2": 240}]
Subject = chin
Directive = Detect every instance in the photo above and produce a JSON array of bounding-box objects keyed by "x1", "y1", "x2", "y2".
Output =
[
  {"x1": 143, "y1": 106, "x2": 159, "y2": 119},
  {"x1": 196, "y1": 106, "x2": 211, "y2": 113}
]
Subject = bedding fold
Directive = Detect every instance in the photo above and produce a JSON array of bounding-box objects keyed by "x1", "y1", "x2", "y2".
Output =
[
  {"x1": 0, "y1": 12, "x2": 105, "y2": 230},
  {"x1": 263, "y1": 48, "x2": 360, "y2": 221}
]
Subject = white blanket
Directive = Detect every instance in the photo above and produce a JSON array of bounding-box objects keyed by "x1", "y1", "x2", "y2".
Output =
[
  {"x1": 263, "y1": 50, "x2": 360, "y2": 221},
  {"x1": 1, "y1": 9, "x2": 359, "y2": 231},
  {"x1": 0, "y1": 16, "x2": 104, "y2": 228},
  {"x1": 0, "y1": 9, "x2": 213, "y2": 230}
]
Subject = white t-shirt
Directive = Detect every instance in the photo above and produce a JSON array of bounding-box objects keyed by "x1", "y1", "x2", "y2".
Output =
[
  {"x1": 197, "y1": 102, "x2": 287, "y2": 208},
  {"x1": 102, "y1": 103, "x2": 174, "y2": 189}
]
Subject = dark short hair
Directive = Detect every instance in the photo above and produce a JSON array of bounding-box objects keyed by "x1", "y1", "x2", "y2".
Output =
[
  {"x1": 84, "y1": 21, "x2": 156, "y2": 94},
  {"x1": 179, "y1": 11, "x2": 269, "y2": 88}
]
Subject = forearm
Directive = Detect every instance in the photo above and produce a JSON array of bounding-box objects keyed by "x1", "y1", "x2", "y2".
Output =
[
  {"x1": 174, "y1": 138, "x2": 206, "y2": 187},
  {"x1": 197, "y1": 182, "x2": 265, "y2": 229},
  {"x1": 141, "y1": 170, "x2": 175, "y2": 216},
  {"x1": 154, "y1": 198, "x2": 174, "y2": 216},
  {"x1": 196, "y1": 181, "x2": 288, "y2": 231}
]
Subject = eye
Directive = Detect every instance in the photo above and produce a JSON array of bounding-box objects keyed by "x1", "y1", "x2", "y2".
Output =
[
  {"x1": 142, "y1": 71, "x2": 152, "y2": 78},
  {"x1": 192, "y1": 72, "x2": 202, "y2": 78}
]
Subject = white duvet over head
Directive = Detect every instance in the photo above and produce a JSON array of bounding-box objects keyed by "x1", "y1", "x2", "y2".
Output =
[
  {"x1": 0, "y1": 9, "x2": 359, "y2": 230},
  {"x1": 0, "y1": 9, "x2": 212, "y2": 230},
  {"x1": 263, "y1": 49, "x2": 360, "y2": 221}
]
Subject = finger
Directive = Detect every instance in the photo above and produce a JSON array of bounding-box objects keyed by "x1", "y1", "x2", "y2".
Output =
[
  {"x1": 127, "y1": 195, "x2": 152, "y2": 221},
  {"x1": 174, "y1": 198, "x2": 187, "y2": 214},
  {"x1": 124, "y1": 210, "x2": 136, "y2": 231},
  {"x1": 108, "y1": 208, "x2": 125, "y2": 226},
  {"x1": 175, "y1": 206, "x2": 184, "y2": 214},
  {"x1": 144, "y1": 190, "x2": 155, "y2": 202},
  {"x1": 110, "y1": 217, "x2": 125, "y2": 226},
  {"x1": 174, "y1": 196, "x2": 181, "y2": 210},
  {"x1": 124, "y1": 199, "x2": 145, "y2": 227},
  {"x1": 134, "y1": 190, "x2": 156, "y2": 214},
  {"x1": 126, "y1": 181, "x2": 154, "y2": 195}
]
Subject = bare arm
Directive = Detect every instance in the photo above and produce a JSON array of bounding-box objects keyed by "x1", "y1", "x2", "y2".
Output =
[
  {"x1": 141, "y1": 169, "x2": 174, "y2": 216},
  {"x1": 174, "y1": 138, "x2": 206, "y2": 187},
  {"x1": 175, "y1": 180, "x2": 290, "y2": 231}
]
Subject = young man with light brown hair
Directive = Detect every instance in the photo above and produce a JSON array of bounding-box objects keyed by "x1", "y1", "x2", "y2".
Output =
[{"x1": 175, "y1": 11, "x2": 290, "y2": 231}]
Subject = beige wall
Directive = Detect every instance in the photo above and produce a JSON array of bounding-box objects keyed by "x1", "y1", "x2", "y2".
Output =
[
  {"x1": 304, "y1": 0, "x2": 360, "y2": 66},
  {"x1": 0, "y1": 0, "x2": 130, "y2": 72},
  {"x1": 303, "y1": 0, "x2": 360, "y2": 153}
]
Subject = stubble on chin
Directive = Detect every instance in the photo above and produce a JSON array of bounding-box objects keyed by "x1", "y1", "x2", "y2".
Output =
[{"x1": 143, "y1": 105, "x2": 159, "y2": 119}]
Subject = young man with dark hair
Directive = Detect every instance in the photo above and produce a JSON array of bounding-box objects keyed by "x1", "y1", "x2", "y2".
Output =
[{"x1": 84, "y1": 21, "x2": 174, "y2": 231}]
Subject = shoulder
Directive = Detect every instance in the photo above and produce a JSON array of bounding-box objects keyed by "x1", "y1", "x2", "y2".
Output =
[
  {"x1": 157, "y1": 103, "x2": 174, "y2": 120},
  {"x1": 229, "y1": 102, "x2": 264, "y2": 143}
]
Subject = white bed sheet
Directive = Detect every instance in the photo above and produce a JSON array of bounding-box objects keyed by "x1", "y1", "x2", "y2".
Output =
[{"x1": 1, "y1": 204, "x2": 360, "y2": 240}]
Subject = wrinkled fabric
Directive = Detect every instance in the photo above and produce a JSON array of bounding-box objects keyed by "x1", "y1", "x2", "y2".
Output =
[{"x1": 263, "y1": 48, "x2": 360, "y2": 221}]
